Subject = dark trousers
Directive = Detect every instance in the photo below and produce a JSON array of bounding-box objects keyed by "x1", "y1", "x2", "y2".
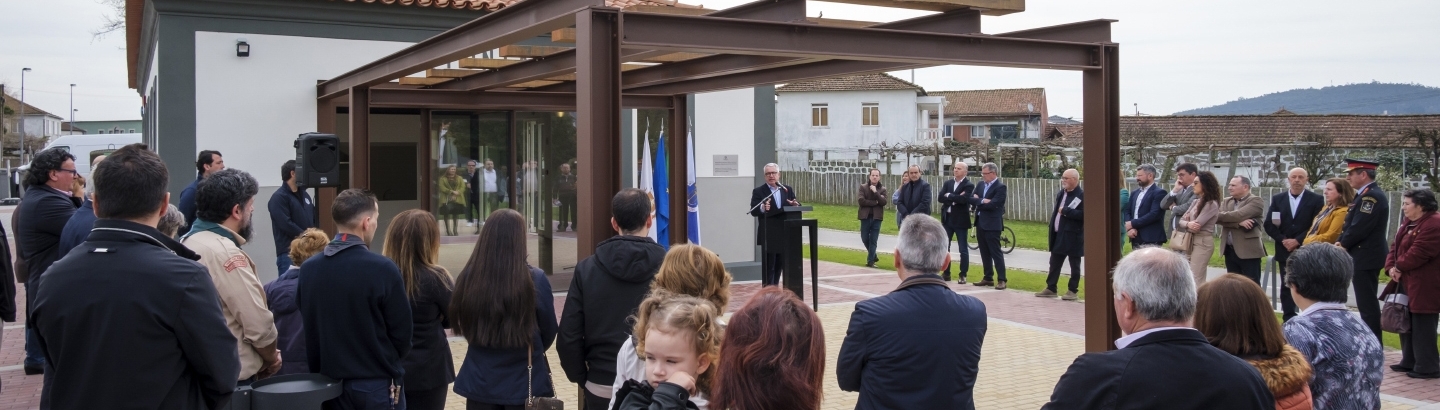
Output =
[
  {"x1": 943, "y1": 224, "x2": 970, "y2": 280},
  {"x1": 327, "y1": 378, "x2": 405, "y2": 410},
  {"x1": 977, "y1": 230, "x2": 1006, "y2": 282},
  {"x1": 558, "y1": 193, "x2": 577, "y2": 230},
  {"x1": 582, "y1": 389, "x2": 611, "y2": 410},
  {"x1": 466, "y1": 194, "x2": 480, "y2": 222},
  {"x1": 860, "y1": 219, "x2": 882, "y2": 265},
  {"x1": 1276, "y1": 259, "x2": 1298, "y2": 321},
  {"x1": 1401, "y1": 312, "x2": 1440, "y2": 374},
  {"x1": 405, "y1": 385, "x2": 448, "y2": 410},
  {"x1": 24, "y1": 281, "x2": 44, "y2": 368},
  {"x1": 1047, "y1": 252, "x2": 1081, "y2": 293},
  {"x1": 762, "y1": 254, "x2": 784, "y2": 286},
  {"x1": 466, "y1": 401, "x2": 523, "y2": 410},
  {"x1": 1354, "y1": 267, "x2": 1383, "y2": 342},
  {"x1": 1223, "y1": 245, "x2": 1262, "y2": 285}
]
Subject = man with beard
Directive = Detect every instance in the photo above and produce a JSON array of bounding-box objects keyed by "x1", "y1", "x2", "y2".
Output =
[{"x1": 183, "y1": 168, "x2": 282, "y2": 385}]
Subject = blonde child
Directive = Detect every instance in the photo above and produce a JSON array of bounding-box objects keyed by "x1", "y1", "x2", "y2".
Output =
[{"x1": 614, "y1": 290, "x2": 724, "y2": 410}]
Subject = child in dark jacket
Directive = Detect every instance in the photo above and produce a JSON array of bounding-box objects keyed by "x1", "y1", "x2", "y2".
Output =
[
  {"x1": 263, "y1": 228, "x2": 328, "y2": 376},
  {"x1": 614, "y1": 290, "x2": 723, "y2": 410}
]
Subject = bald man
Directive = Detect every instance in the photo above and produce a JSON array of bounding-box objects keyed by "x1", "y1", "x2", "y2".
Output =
[
  {"x1": 1041, "y1": 169, "x2": 1084, "y2": 300},
  {"x1": 1263, "y1": 167, "x2": 1324, "y2": 320}
]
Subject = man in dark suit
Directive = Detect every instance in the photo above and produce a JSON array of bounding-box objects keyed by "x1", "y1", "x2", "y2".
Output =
[
  {"x1": 1265, "y1": 168, "x2": 1324, "y2": 321},
  {"x1": 936, "y1": 162, "x2": 975, "y2": 283},
  {"x1": 1124, "y1": 164, "x2": 1168, "y2": 247},
  {"x1": 967, "y1": 163, "x2": 1008, "y2": 289},
  {"x1": 464, "y1": 160, "x2": 481, "y2": 230},
  {"x1": 895, "y1": 165, "x2": 932, "y2": 221},
  {"x1": 1044, "y1": 247, "x2": 1274, "y2": 410},
  {"x1": 16, "y1": 147, "x2": 83, "y2": 376},
  {"x1": 1042, "y1": 169, "x2": 1083, "y2": 300},
  {"x1": 838, "y1": 214, "x2": 987, "y2": 410},
  {"x1": 750, "y1": 163, "x2": 799, "y2": 287},
  {"x1": 1338, "y1": 158, "x2": 1389, "y2": 342}
]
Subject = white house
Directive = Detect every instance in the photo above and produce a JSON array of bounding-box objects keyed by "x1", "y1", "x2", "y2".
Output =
[
  {"x1": 17, "y1": 103, "x2": 64, "y2": 142},
  {"x1": 775, "y1": 73, "x2": 945, "y2": 171}
]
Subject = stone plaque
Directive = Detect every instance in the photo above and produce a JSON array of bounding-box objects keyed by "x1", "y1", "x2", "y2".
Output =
[{"x1": 713, "y1": 155, "x2": 739, "y2": 176}]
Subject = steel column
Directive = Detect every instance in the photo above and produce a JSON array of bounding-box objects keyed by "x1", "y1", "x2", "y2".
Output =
[
  {"x1": 348, "y1": 87, "x2": 371, "y2": 190},
  {"x1": 1082, "y1": 44, "x2": 1122, "y2": 352},
  {"x1": 668, "y1": 94, "x2": 689, "y2": 245},
  {"x1": 420, "y1": 109, "x2": 434, "y2": 214},
  {"x1": 576, "y1": 8, "x2": 623, "y2": 261}
]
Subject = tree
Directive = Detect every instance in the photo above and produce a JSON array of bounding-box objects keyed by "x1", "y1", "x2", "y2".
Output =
[
  {"x1": 92, "y1": 0, "x2": 126, "y2": 39},
  {"x1": 1293, "y1": 132, "x2": 1339, "y2": 188},
  {"x1": 1119, "y1": 124, "x2": 1163, "y2": 166},
  {"x1": 1396, "y1": 127, "x2": 1440, "y2": 188}
]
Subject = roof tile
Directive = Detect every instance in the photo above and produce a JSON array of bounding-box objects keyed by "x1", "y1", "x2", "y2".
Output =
[
  {"x1": 776, "y1": 73, "x2": 924, "y2": 93},
  {"x1": 932, "y1": 88, "x2": 1046, "y2": 117}
]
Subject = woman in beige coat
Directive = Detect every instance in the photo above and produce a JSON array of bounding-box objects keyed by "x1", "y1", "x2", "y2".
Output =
[{"x1": 1181, "y1": 171, "x2": 1221, "y2": 285}]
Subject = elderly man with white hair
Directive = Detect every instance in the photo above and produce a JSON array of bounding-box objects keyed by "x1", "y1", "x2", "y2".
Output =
[
  {"x1": 1044, "y1": 247, "x2": 1273, "y2": 410},
  {"x1": 1040, "y1": 169, "x2": 1083, "y2": 300},
  {"x1": 749, "y1": 163, "x2": 800, "y2": 286},
  {"x1": 838, "y1": 214, "x2": 987, "y2": 409}
]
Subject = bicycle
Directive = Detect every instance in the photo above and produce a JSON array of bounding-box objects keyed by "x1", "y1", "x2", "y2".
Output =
[{"x1": 967, "y1": 225, "x2": 1017, "y2": 254}]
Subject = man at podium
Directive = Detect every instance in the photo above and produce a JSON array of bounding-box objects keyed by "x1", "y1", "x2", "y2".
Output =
[{"x1": 750, "y1": 163, "x2": 800, "y2": 286}]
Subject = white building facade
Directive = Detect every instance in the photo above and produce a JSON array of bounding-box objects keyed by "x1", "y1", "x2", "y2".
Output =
[{"x1": 775, "y1": 73, "x2": 944, "y2": 172}]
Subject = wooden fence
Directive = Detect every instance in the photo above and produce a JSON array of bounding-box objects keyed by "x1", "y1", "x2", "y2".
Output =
[{"x1": 786, "y1": 171, "x2": 1409, "y2": 240}]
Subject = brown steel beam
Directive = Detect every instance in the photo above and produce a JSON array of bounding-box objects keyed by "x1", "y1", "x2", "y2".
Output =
[
  {"x1": 576, "y1": 8, "x2": 623, "y2": 261},
  {"x1": 420, "y1": 109, "x2": 433, "y2": 214},
  {"x1": 348, "y1": 87, "x2": 371, "y2": 190},
  {"x1": 315, "y1": 0, "x2": 601, "y2": 99},
  {"x1": 668, "y1": 94, "x2": 689, "y2": 245},
  {"x1": 1082, "y1": 44, "x2": 1122, "y2": 352},
  {"x1": 997, "y1": 19, "x2": 1116, "y2": 43},
  {"x1": 368, "y1": 89, "x2": 671, "y2": 109},
  {"x1": 875, "y1": 7, "x2": 981, "y2": 34},
  {"x1": 618, "y1": 13, "x2": 1100, "y2": 70},
  {"x1": 626, "y1": 59, "x2": 928, "y2": 95}
]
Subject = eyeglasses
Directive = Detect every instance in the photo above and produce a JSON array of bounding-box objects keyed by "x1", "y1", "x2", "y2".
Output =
[
  {"x1": 765, "y1": 171, "x2": 779, "y2": 175},
  {"x1": 981, "y1": 171, "x2": 994, "y2": 175},
  {"x1": 58, "y1": 168, "x2": 79, "y2": 176}
]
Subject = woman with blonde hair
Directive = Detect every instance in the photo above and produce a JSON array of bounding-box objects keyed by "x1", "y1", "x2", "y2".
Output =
[
  {"x1": 611, "y1": 243, "x2": 733, "y2": 409},
  {"x1": 439, "y1": 165, "x2": 468, "y2": 236},
  {"x1": 383, "y1": 209, "x2": 456, "y2": 410},
  {"x1": 263, "y1": 228, "x2": 330, "y2": 376},
  {"x1": 1303, "y1": 178, "x2": 1355, "y2": 245}
]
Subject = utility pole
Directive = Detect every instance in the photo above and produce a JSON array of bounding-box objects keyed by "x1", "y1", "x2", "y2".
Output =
[
  {"x1": 69, "y1": 84, "x2": 75, "y2": 127},
  {"x1": 20, "y1": 68, "x2": 30, "y2": 163}
]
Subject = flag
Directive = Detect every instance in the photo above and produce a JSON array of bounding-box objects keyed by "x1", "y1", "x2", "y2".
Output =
[
  {"x1": 653, "y1": 134, "x2": 671, "y2": 247},
  {"x1": 686, "y1": 129, "x2": 701, "y2": 245},
  {"x1": 640, "y1": 136, "x2": 658, "y2": 242}
]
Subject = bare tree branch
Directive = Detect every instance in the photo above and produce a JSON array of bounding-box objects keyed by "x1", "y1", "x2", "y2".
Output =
[{"x1": 92, "y1": 0, "x2": 126, "y2": 40}]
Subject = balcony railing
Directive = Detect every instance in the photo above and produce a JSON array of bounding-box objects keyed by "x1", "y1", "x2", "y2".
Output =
[{"x1": 917, "y1": 128, "x2": 942, "y2": 140}]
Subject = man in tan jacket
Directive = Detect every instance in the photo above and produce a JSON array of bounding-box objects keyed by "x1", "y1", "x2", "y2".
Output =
[
  {"x1": 182, "y1": 168, "x2": 281, "y2": 385},
  {"x1": 1217, "y1": 175, "x2": 1267, "y2": 285}
]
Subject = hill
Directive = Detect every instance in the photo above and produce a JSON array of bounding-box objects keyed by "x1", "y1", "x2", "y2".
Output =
[{"x1": 1175, "y1": 82, "x2": 1440, "y2": 116}]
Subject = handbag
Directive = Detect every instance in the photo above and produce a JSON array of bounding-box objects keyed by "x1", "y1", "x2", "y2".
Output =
[
  {"x1": 1169, "y1": 206, "x2": 1195, "y2": 253},
  {"x1": 1382, "y1": 281, "x2": 1412, "y2": 334},
  {"x1": 525, "y1": 345, "x2": 564, "y2": 410}
]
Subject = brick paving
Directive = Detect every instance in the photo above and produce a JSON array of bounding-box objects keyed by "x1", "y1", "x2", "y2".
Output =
[{"x1": 0, "y1": 259, "x2": 1435, "y2": 409}]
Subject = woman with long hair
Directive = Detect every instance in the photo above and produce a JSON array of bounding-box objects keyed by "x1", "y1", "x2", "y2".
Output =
[
  {"x1": 709, "y1": 287, "x2": 825, "y2": 410},
  {"x1": 610, "y1": 244, "x2": 732, "y2": 409},
  {"x1": 1196, "y1": 274, "x2": 1314, "y2": 409},
  {"x1": 439, "y1": 165, "x2": 468, "y2": 236},
  {"x1": 1303, "y1": 178, "x2": 1355, "y2": 245},
  {"x1": 263, "y1": 228, "x2": 329, "y2": 376},
  {"x1": 1180, "y1": 170, "x2": 1221, "y2": 285},
  {"x1": 450, "y1": 209, "x2": 558, "y2": 409},
  {"x1": 383, "y1": 209, "x2": 456, "y2": 410}
]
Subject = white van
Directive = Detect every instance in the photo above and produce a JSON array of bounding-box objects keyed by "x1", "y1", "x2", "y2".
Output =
[{"x1": 19, "y1": 133, "x2": 143, "y2": 181}]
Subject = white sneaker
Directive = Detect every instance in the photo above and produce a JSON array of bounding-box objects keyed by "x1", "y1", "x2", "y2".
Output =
[{"x1": 466, "y1": 222, "x2": 475, "y2": 227}]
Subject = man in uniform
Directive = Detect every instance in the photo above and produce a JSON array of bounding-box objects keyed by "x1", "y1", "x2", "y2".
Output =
[{"x1": 1336, "y1": 158, "x2": 1389, "y2": 343}]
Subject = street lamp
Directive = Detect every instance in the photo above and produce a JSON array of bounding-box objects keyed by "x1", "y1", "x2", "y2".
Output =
[
  {"x1": 69, "y1": 84, "x2": 75, "y2": 126},
  {"x1": 20, "y1": 68, "x2": 30, "y2": 163}
]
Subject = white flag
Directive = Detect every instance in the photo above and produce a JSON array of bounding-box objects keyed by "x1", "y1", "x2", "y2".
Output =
[{"x1": 641, "y1": 136, "x2": 658, "y2": 242}]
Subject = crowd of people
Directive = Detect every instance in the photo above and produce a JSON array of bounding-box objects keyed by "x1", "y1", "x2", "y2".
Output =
[{"x1": 2, "y1": 143, "x2": 1434, "y2": 410}]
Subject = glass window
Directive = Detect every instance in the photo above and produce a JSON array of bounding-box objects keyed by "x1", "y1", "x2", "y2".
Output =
[
  {"x1": 862, "y1": 103, "x2": 879, "y2": 126},
  {"x1": 971, "y1": 125, "x2": 987, "y2": 138},
  {"x1": 811, "y1": 104, "x2": 828, "y2": 127},
  {"x1": 989, "y1": 124, "x2": 1018, "y2": 139}
]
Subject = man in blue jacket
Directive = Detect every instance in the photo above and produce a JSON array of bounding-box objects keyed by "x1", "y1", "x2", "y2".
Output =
[
  {"x1": 267, "y1": 160, "x2": 317, "y2": 274},
  {"x1": 838, "y1": 214, "x2": 987, "y2": 410},
  {"x1": 298, "y1": 189, "x2": 413, "y2": 410},
  {"x1": 1124, "y1": 164, "x2": 1168, "y2": 247},
  {"x1": 178, "y1": 150, "x2": 224, "y2": 233}
]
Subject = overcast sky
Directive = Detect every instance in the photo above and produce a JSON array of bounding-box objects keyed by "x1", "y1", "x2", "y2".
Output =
[{"x1": 3, "y1": 0, "x2": 1438, "y2": 121}]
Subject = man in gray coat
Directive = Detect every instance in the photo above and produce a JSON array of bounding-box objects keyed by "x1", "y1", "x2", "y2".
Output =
[{"x1": 1160, "y1": 163, "x2": 1198, "y2": 235}]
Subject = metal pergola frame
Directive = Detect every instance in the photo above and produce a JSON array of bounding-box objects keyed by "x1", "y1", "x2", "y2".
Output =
[{"x1": 316, "y1": 0, "x2": 1125, "y2": 351}]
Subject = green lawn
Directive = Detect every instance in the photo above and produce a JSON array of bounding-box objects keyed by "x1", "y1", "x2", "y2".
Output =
[{"x1": 806, "y1": 203, "x2": 1275, "y2": 269}]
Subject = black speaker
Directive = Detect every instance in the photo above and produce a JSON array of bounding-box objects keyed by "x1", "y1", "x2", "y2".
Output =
[{"x1": 294, "y1": 133, "x2": 340, "y2": 188}]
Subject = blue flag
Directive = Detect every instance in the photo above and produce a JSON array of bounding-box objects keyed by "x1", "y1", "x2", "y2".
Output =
[
  {"x1": 653, "y1": 135, "x2": 671, "y2": 248},
  {"x1": 686, "y1": 129, "x2": 701, "y2": 245}
]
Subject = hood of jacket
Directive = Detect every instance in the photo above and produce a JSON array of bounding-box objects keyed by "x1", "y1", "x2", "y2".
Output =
[
  {"x1": 1247, "y1": 344, "x2": 1313, "y2": 398},
  {"x1": 592, "y1": 235, "x2": 666, "y2": 283}
]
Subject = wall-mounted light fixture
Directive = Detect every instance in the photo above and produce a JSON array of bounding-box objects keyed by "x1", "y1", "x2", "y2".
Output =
[{"x1": 236, "y1": 39, "x2": 250, "y2": 57}]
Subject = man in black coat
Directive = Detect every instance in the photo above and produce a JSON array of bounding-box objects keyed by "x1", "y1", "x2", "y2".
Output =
[
  {"x1": 558, "y1": 188, "x2": 667, "y2": 410},
  {"x1": 1044, "y1": 247, "x2": 1274, "y2": 410},
  {"x1": 894, "y1": 165, "x2": 932, "y2": 221},
  {"x1": 966, "y1": 163, "x2": 1007, "y2": 289},
  {"x1": 936, "y1": 162, "x2": 974, "y2": 283},
  {"x1": 1337, "y1": 158, "x2": 1390, "y2": 342},
  {"x1": 1124, "y1": 164, "x2": 1168, "y2": 247},
  {"x1": 750, "y1": 163, "x2": 799, "y2": 286},
  {"x1": 16, "y1": 147, "x2": 82, "y2": 375},
  {"x1": 1263, "y1": 167, "x2": 1324, "y2": 321},
  {"x1": 838, "y1": 214, "x2": 986, "y2": 410},
  {"x1": 1042, "y1": 169, "x2": 1084, "y2": 300},
  {"x1": 33, "y1": 144, "x2": 240, "y2": 410},
  {"x1": 464, "y1": 159, "x2": 481, "y2": 229}
]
